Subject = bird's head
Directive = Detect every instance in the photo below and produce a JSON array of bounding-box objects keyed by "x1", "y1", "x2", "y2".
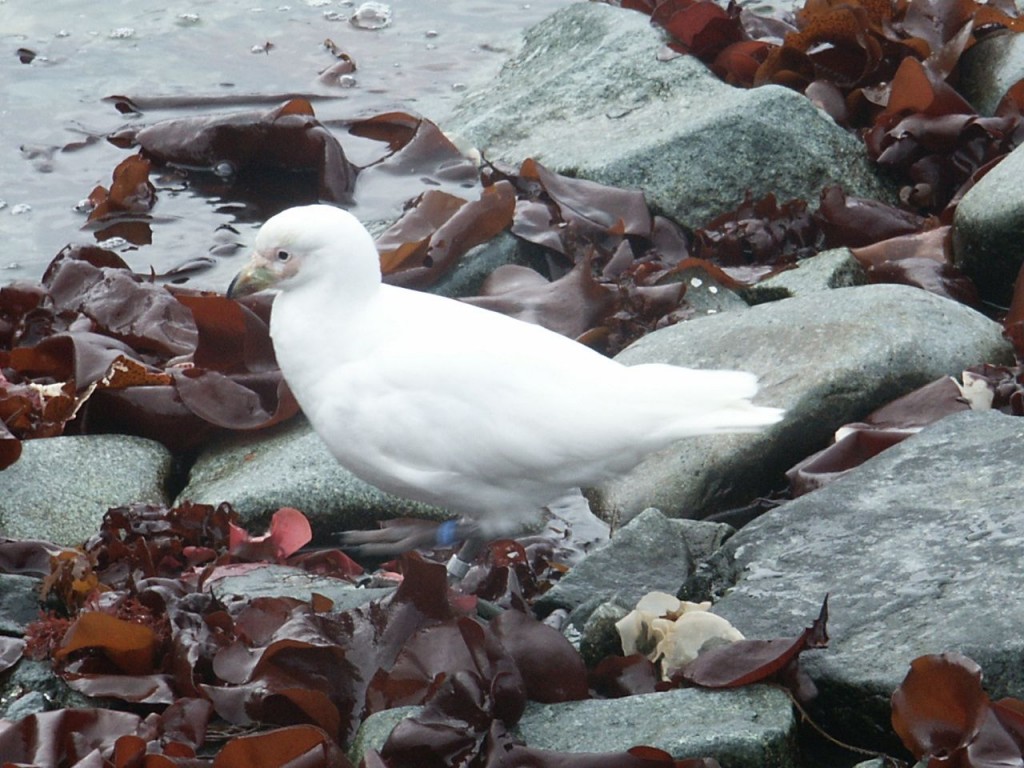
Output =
[{"x1": 228, "y1": 204, "x2": 380, "y2": 299}]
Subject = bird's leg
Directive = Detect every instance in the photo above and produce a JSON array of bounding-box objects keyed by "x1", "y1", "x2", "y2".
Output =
[{"x1": 445, "y1": 529, "x2": 486, "y2": 581}]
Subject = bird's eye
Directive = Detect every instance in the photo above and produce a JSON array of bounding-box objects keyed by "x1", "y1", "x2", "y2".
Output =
[{"x1": 276, "y1": 250, "x2": 291, "y2": 262}]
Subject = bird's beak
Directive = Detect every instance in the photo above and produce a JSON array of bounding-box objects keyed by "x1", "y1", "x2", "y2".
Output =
[{"x1": 227, "y1": 258, "x2": 276, "y2": 299}]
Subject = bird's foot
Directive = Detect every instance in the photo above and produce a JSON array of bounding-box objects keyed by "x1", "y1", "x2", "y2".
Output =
[{"x1": 338, "y1": 518, "x2": 480, "y2": 556}]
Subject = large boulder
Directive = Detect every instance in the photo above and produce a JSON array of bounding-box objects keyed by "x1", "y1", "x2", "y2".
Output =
[
  {"x1": 706, "y1": 410, "x2": 1024, "y2": 751},
  {"x1": 591, "y1": 284, "x2": 1014, "y2": 523},
  {"x1": 447, "y1": 2, "x2": 893, "y2": 227},
  {"x1": 177, "y1": 418, "x2": 448, "y2": 541}
]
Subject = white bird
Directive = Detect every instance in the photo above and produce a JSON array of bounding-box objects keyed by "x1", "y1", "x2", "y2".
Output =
[{"x1": 228, "y1": 204, "x2": 782, "y2": 577}]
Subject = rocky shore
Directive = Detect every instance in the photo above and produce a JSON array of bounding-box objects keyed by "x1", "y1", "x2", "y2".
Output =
[{"x1": 3, "y1": 3, "x2": 1024, "y2": 766}]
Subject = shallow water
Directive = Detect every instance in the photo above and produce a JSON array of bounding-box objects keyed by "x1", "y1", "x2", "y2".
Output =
[{"x1": 0, "y1": 0, "x2": 570, "y2": 291}]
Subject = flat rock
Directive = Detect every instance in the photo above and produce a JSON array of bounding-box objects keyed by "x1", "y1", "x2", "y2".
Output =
[
  {"x1": 447, "y1": 3, "x2": 892, "y2": 227},
  {"x1": 201, "y1": 563, "x2": 392, "y2": 612},
  {"x1": 0, "y1": 435, "x2": 172, "y2": 546},
  {"x1": 515, "y1": 685, "x2": 797, "y2": 767},
  {"x1": 707, "y1": 410, "x2": 1024, "y2": 751},
  {"x1": 591, "y1": 284, "x2": 1014, "y2": 523},
  {"x1": 953, "y1": 141, "x2": 1024, "y2": 306},
  {"x1": 535, "y1": 507, "x2": 733, "y2": 617},
  {"x1": 351, "y1": 686, "x2": 797, "y2": 768},
  {"x1": 177, "y1": 418, "x2": 449, "y2": 541}
]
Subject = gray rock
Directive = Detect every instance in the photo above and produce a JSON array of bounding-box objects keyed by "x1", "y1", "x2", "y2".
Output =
[
  {"x1": 674, "y1": 263, "x2": 752, "y2": 316},
  {"x1": 202, "y1": 563, "x2": 392, "y2": 612},
  {"x1": 447, "y1": 3, "x2": 892, "y2": 228},
  {"x1": 952, "y1": 141, "x2": 1024, "y2": 306},
  {"x1": 2, "y1": 690, "x2": 50, "y2": 722},
  {"x1": 959, "y1": 31, "x2": 1024, "y2": 116},
  {"x1": 515, "y1": 685, "x2": 797, "y2": 767},
  {"x1": 0, "y1": 574, "x2": 42, "y2": 635},
  {"x1": 578, "y1": 599, "x2": 630, "y2": 667},
  {"x1": 707, "y1": 410, "x2": 1024, "y2": 751},
  {"x1": 0, "y1": 435, "x2": 172, "y2": 546},
  {"x1": 177, "y1": 418, "x2": 450, "y2": 541},
  {"x1": 349, "y1": 687, "x2": 797, "y2": 768},
  {"x1": 742, "y1": 248, "x2": 867, "y2": 305},
  {"x1": 0, "y1": 659, "x2": 101, "y2": 720},
  {"x1": 535, "y1": 508, "x2": 734, "y2": 616},
  {"x1": 591, "y1": 284, "x2": 1014, "y2": 523},
  {"x1": 431, "y1": 231, "x2": 542, "y2": 299}
]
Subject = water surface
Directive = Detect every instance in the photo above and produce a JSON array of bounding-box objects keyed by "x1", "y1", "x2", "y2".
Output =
[{"x1": 0, "y1": 0, "x2": 570, "y2": 290}]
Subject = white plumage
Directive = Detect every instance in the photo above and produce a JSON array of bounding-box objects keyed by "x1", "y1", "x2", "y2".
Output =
[{"x1": 228, "y1": 205, "x2": 782, "y2": 557}]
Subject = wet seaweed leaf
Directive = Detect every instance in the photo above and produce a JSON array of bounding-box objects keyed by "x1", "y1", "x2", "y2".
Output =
[
  {"x1": 590, "y1": 653, "x2": 662, "y2": 698},
  {"x1": 385, "y1": 182, "x2": 517, "y2": 289},
  {"x1": 511, "y1": 158, "x2": 651, "y2": 250},
  {"x1": 784, "y1": 368, "x2": 1013, "y2": 494},
  {"x1": 87, "y1": 153, "x2": 156, "y2": 224},
  {"x1": 212, "y1": 725, "x2": 351, "y2": 768},
  {"x1": 55, "y1": 611, "x2": 158, "y2": 675},
  {"x1": 118, "y1": 98, "x2": 356, "y2": 203},
  {"x1": 0, "y1": 247, "x2": 298, "y2": 459},
  {"x1": 654, "y1": 0, "x2": 746, "y2": 60},
  {"x1": 228, "y1": 507, "x2": 313, "y2": 563},
  {"x1": 680, "y1": 595, "x2": 828, "y2": 690},
  {"x1": 489, "y1": 608, "x2": 590, "y2": 703},
  {"x1": 463, "y1": 260, "x2": 617, "y2": 342},
  {"x1": 0, "y1": 708, "x2": 147, "y2": 765},
  {"x1": 891, "y1": 653, "x2": 998, "y2": 764}
]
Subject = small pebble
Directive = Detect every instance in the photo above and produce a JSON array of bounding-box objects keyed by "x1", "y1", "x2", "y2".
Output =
[{"x1": 349, "y1": 1, "x2": 392, "y2": 30}]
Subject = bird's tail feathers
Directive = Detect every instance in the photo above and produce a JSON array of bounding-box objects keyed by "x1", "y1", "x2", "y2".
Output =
[{"x1": 627, "y1": 364, "x2": 783, "y2": 437}]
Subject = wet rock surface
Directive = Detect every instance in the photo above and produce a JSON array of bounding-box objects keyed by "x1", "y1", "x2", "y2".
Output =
[
  {"x1": 953, "y1": 141, "x2": 1024, "y2": 306},
  {"x1": 447, "y1": 3, "x2": 893, "y2": 227},
  {"x1": 176, "y1": 418, "x2": 449, "y2": 539},
  {"x1": 708, "y1": 410, "x2": 1024, "y2": 752},
  {"x1": 0, "y1": 435, "x2": 172, "y2": 546},
  {"x1": 592, "y1": 283, "x2": 1013, "y2": 523}
]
